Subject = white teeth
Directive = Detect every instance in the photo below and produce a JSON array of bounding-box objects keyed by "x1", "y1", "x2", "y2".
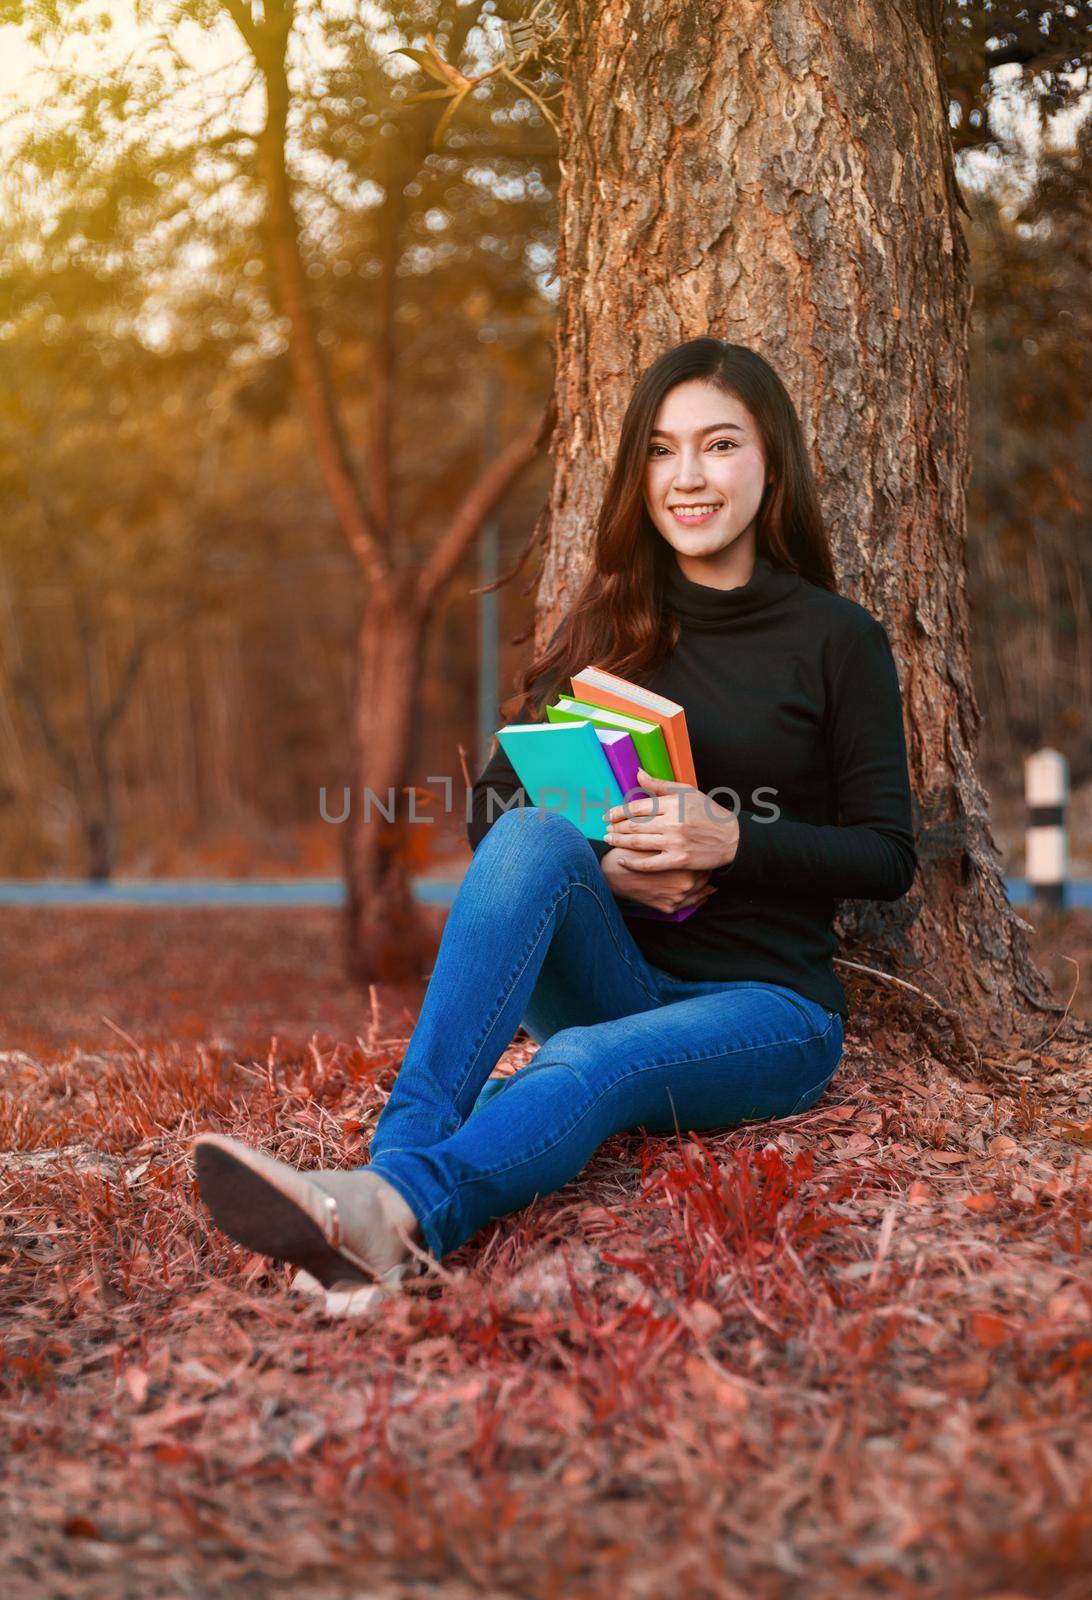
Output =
[{"x1": 672, "y1": 505, "x2": 719, "y2": 516}]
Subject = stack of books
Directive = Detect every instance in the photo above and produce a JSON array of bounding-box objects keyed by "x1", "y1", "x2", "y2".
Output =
[{"x1": 494, "y1": 665, "x2": 700, "y2": 923}]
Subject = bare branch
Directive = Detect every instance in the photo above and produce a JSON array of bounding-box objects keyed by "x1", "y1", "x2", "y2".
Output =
[
  {"x1": 414, "y1": 397, "x2": 556, "y2": 612},
  {"x1": 12, "y1": 666, "x2": 81, "y2": 794}
]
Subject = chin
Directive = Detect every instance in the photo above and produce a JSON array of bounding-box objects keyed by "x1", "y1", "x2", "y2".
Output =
[{"x1": 680, "y1": 532, "x2": 740, "y2": 555}]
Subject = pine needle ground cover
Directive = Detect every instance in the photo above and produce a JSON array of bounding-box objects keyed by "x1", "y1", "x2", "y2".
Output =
[{"x1": 1, "y1": 909, "x2": 1090, "y2": 1599}]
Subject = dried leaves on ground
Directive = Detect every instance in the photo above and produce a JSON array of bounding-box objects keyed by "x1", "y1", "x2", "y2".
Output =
[{"x1": 1, "y1": 910, "x2": 1090, "y2": 1598}]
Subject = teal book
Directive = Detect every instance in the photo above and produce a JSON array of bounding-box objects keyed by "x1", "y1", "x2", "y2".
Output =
[
  {"x1": 495, "y1": 720, "x2": 624, "y2": 841},
  {"x1": 545, "y1": 697, "x2": 675, "y2": 781}
]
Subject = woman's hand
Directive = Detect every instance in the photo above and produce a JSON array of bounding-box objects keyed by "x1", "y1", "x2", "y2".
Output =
[
  {"x1": 599, "y1": 849, "x2": 718, "y2": 914},
  {"x1": 603, "y1": 767, "x2": 740, "y2": 874}
]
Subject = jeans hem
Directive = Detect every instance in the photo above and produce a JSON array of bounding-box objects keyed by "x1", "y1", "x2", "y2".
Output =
[{"x1": 364, "y1": 1153, "x2": 447, "y2": 1262}]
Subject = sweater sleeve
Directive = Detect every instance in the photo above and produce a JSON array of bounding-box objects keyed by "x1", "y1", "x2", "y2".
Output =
[{"x1": 718, "y1": 619, "x2": 918, "y2": 900}]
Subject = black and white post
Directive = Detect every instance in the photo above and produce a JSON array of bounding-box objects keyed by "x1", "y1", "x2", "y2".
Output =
[{"x1": 1024, "y1": 747, "x2": 1069, "y2": 911}]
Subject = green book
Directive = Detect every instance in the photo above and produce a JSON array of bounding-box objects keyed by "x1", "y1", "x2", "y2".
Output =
[{"x1": 546, "y1": 697, "x2": 675, "y2": 781}]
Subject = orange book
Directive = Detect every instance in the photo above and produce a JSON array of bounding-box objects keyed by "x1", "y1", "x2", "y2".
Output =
[{"x1": 568, "y1": 666, "x2": 697, "y2": 788}]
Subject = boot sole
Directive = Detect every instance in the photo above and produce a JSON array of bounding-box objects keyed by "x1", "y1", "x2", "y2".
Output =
[{"x1": 194, "y1": 1137, "x2": 376, "y2": 1290}]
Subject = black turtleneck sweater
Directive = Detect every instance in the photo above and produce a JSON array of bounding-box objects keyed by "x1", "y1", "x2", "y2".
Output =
[{"x1": 466, "y1": 552, "x2": 918, "y2": 1020}]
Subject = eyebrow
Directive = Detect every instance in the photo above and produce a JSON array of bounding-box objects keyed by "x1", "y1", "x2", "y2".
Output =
[{"x1": 649, "y1": 422, "x2": 745, "y2": 438}]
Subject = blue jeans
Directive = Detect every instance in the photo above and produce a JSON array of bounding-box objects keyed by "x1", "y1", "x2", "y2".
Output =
[{"x1": 363, "y1": 808, "x2": 844, "y2": 1261}]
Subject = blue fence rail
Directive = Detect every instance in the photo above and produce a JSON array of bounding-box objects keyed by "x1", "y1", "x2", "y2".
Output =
[{"x1": 0, "y1": 876, "x2": 1088, "y2": 910}]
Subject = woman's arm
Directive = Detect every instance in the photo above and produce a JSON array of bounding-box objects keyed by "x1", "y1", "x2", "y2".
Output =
[{"x1": 716, "y1": 619, "x2": 918, "y2": 901}]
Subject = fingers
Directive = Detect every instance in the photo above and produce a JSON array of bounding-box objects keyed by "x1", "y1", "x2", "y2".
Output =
[
  {"x1": 682, "y1": 886, "x2": 717, "y2": 910},
  {"x1": 615, "y1": 850, "x2": 703, "y2": 875},
  {"x1": 606, "y1": 829, "x2": 666, "y2": 850},
  {"x1": 614, "y1": 849, "x2": 660, "y2": 869}
]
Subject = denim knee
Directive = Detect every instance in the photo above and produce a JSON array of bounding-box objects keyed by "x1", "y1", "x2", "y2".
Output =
[
  {"x1": 483, "y1": 806, "x2": 596, "y2": 869},
  {"x1": 480, "y1": 806, "x2": 598, "y2": 896}
]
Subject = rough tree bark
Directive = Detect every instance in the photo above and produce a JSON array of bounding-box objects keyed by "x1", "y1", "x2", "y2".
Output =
[{"x1": 539, "y1": 0, "x2": 1066, "y2": 1049}]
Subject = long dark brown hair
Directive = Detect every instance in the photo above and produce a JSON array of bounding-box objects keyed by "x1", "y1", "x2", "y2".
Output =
[{"x1": 499, "y1": 337, "x2": 837, "y2": 727}]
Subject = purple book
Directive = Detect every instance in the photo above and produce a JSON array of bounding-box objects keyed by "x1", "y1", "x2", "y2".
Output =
[{"x1": 595, "y1": 729, "x2": 697, "y2": 923}]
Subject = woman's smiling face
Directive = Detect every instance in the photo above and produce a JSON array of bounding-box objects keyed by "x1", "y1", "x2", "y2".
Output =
[{"x1": 644, "y1": 378, "x2": 770, "y2": 585}]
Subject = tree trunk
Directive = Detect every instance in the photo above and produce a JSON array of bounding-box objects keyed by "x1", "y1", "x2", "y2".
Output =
[
  {"x1": 341, "y1": 574, "x2": 434, "y2": 984},
  {"x1": 542, "y1": 0, "x2": 1067, "y2": 1049},
  {"x1": 83, "y1": 812, "x2": 113, "y2": 881}
]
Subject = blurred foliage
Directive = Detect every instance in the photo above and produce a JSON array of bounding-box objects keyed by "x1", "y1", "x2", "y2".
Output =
[
  {"x1": 0, "y1": 0, "x2": 1088, "y2": 873},
  {"x1": 0, "y1": 0, "x2": 559, "y2": 873},
  {"x1": 942, "y1": 1, "x2": 1091, "y2": 153},
  {"x1": 965, "y1": 111, "x2": 1091, "y2": 777}
]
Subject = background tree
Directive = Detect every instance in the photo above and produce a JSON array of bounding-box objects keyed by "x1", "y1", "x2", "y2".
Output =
[
  {"x1": 0, "y1": 168, "x2": 212, "y2": 877},
  {"x1": 965, "y1": 113, "x2": 1091, "y2": 784},
  {"x1": 218, "y1": 0, "x2": 560, "y2": 980}
]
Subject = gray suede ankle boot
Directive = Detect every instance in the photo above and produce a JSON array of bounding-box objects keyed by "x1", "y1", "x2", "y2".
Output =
[{"x1": 192, "y1": 1132, "x2": 426, "y2": 1290}]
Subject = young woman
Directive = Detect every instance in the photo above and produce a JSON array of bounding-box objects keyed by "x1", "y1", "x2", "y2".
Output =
[{"x1": 193, "y1": 338, "x2": 917, "y2": 1300}]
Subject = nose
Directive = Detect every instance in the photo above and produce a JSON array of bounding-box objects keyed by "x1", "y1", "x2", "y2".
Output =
[{"x1": 672, "y1": 450, "x2": 707, "y2": 490}]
